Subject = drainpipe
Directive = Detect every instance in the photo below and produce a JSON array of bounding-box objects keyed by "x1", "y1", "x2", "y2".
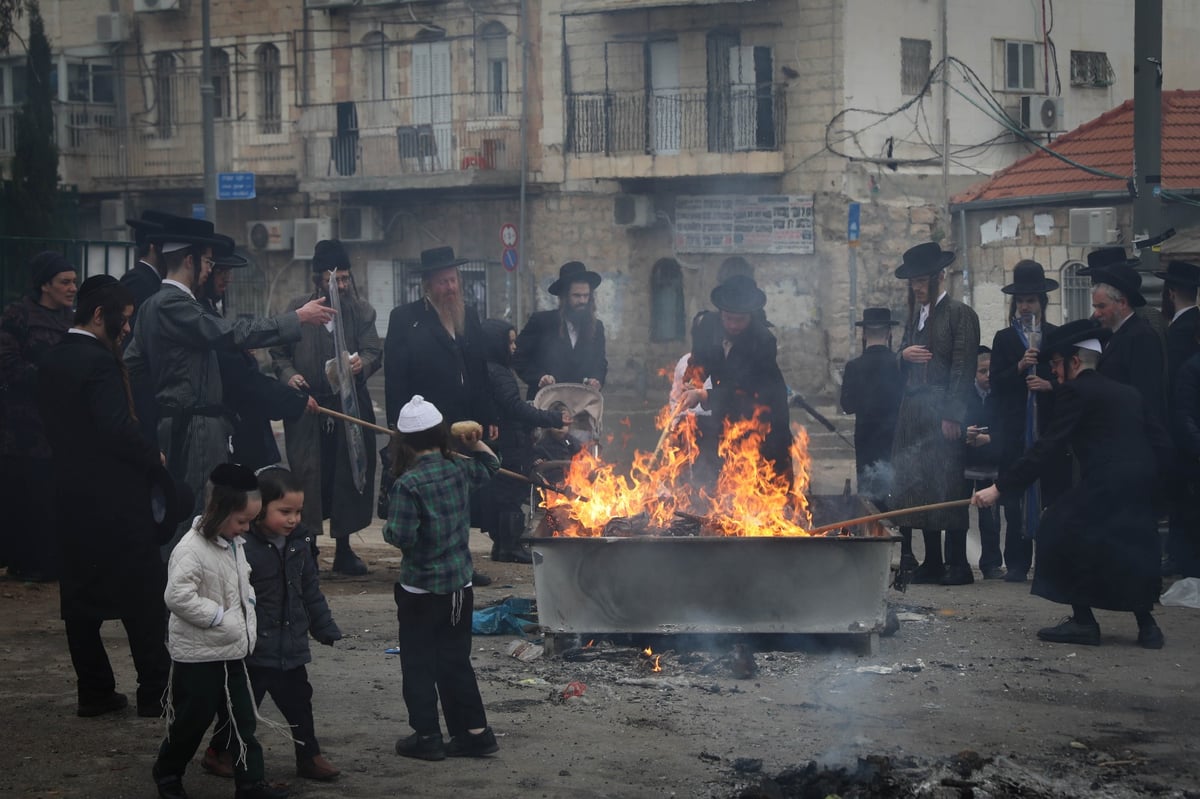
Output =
[
  {"x1": 201, "y1": 0, "x2": 217, "y2": 227},
  {"x1": 516, "y1": 0, "x2": 530, "y2": 324},
  {"x1": 959, "y1": 208, "x2": 972, "y2": 308}
]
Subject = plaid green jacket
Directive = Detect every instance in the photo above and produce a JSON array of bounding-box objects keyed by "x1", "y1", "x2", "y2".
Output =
[{"x1": 383, "y1": 450, "x2": 499, "y2": 594}]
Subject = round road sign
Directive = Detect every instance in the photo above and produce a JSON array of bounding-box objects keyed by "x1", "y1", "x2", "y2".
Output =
[
  {"x1": 500, "y1": 223, "x2": 518, "y2": 248},
  {"x1": 502, "y1": 247, "x2": 519, "y2": 272}
]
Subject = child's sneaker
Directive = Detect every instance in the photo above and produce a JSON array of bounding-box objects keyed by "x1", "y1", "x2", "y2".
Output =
[
  {"x1": 395, "y1": 732, "x2": 446, "y2": 761},
  {"x1": 446, "y1": 727, "x2": 499, "y2": 757}
]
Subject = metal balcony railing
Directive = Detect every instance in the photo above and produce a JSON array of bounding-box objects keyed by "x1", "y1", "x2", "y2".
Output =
[{"x1": 565, "y1": 86, "x2": 786, "y2": 156}]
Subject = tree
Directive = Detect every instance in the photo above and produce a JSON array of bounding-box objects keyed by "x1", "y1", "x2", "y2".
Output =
[
  {"x1": 8, "y1": 1, "x2": 61, "y2": 239},
  {"x1": 0, "y1": 0, "x2": 31, "y2": 53}
]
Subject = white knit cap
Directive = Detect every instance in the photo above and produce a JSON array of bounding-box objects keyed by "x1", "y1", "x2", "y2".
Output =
[
  {"x1": 1076, "y1": 338, "x2": 1103, "y2": 354},
  {"x1": 397, "y1": 394, "x2": 444, "y2": 433}
]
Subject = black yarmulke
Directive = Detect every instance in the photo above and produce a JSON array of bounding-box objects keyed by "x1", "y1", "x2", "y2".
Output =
[{"x1": 209, "y1": 463, "x2": 258, "y2": 491}]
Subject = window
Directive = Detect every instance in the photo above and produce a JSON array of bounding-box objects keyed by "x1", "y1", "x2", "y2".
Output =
[
  {"x1": 396, "y1": 259, "x2": 491, "y2": 317},
  {"x1": 67, "y1": 61, "x2": 114, "y2": 104},
  {"x1": 153, "y1": 52, "x2": 177, "y2": 138},
  {"x1": 1060, "y1": 261, "x2": 1091, "y2": 322},
  {"x1": 900, "y1": 38, "x2": 931, "y2": 96},
  {"x1": 479, "y1": 22, "x2": 508, "y2": 116},
  {"x1": 1070, "y1": 50, "x2": 1113, "y2": 88},
  {"x1": 256, "y1": 44, "x2": 281, "y2": 134},
  {"x1": 363, "y1": 32, "x2": 388, "y2": 101},
  {"x1": 1004, "y1": 40, "x2": 1038, "y2": 91},
  {"x1": 211, "y1": 49, "x2": 231, "y2": 119},
  {"x1": 650, "y1": 259, "x2": 685, "y2": 342}
]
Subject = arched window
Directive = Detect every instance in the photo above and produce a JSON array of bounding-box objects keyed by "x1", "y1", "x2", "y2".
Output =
[
  {"x1": 650, "y1": 259, "x2": 685, "y2": 341},
  {"x1": 1060, "y1": 260, "x2": 1091, "y2": 322},
  {"x1": 479, "y1": 22, "x2": 508, "y2": 115},
  {"x1": 211, "y1": 48, "x2": 231, "y2": 119},
  {"x1": 256, "y1": 44, "x2": 281, "y2": 134},
  {"x1": 363, "y1": 32, "x2": 388, "y2": 101},
  {"x1": 153, "y1": 52, "x2": 177, "y2": 138},
  {"x1": 717, "y1": 256, "x2": 753, "y2": 284}
]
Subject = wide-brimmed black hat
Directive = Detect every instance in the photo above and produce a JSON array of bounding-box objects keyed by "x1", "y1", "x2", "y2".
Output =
[
  {"x1": 414, "y1": 246, "x2": 469, "y2": 274},
  {"x1": 147, "y1": 216, "x2": 229, "y2": 253},
  {"x1": 1081, "y1": 246, "x2": 1140, "y2": 277},
  {"x1": 312, "y1": 239, "x2": 350, "y2": 274},
  {"x1": 1040, "y1": 318, "x2": 1111, "y2": 360},
  {"x1": 548, "y1": 261, "x2": 602, "y2": 296},
  {"x1": 894, "y1": 242, "x2": 955, "y2": 279},
  {"x1": 1154, "y1": 260, "x2": 1200, "y2": 288},
  {"x1": 149, "y1": 465, "x2": 196, "y2": 545},
  {"x1": 1090, "y1": 263, "x2": 1146, "y2": 307},
  {"x1": 855, "y1": 307, "x2": 900, "y2": 327},
  {"x1": 711, "y1": 274, "x2": 767, "y2": 314},
  {"x1": 212, "y1": 251, "x2": 248, "y2": 269},
  {"x1": 1001, "y1": 259, "x2": 1059, "y2": 295}
]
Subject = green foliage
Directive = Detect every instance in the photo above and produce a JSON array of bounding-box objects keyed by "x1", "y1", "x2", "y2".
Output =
[
  {"x1": 0, "y1": 0, "x2": 32, "y2": 53},
  {"x1": 8, "y1": 2, "x2": 63, "y2": 239}
]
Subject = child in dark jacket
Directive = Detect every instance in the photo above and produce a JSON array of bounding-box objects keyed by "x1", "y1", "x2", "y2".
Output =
[
  {"x1": 205, "y1": 466, "x2": 343, "y2": 783},
  {"x1": 965, "y1": 347, "x2": 1003, "y2": 579}
]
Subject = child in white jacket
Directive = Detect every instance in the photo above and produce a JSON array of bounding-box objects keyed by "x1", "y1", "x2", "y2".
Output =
[{"x1": 152, "y1": 464, "x2": 287, "y2": 799}]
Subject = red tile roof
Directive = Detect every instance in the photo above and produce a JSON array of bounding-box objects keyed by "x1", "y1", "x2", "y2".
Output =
[{"x1": 952, "y1": 90, "x2": 1200, "y2": 206}]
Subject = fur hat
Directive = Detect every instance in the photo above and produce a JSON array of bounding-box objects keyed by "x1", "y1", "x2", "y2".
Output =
[
  {"x1": 397, "y1": 395, "x2": 444, "y2": 433},
  {"x1": 312, "y1": 239, "x2": 350, "y2": 274}
]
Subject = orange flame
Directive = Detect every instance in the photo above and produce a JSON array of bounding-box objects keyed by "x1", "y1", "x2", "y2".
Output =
[{"x1": 542, "y1": 401, "x2": 813, "y2": 537}]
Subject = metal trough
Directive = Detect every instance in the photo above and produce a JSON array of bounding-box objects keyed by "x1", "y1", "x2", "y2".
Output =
[{"x1": 531, "y1": 495, "x2": 899, "y2": 652}]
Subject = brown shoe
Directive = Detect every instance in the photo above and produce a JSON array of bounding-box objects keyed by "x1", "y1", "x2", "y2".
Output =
[
  {"x1": 297, "y1": 754, "x2": 340, "y2": 781},
  {"x1": 201, "y1": 746, "x2": 235, "y2": 779}
]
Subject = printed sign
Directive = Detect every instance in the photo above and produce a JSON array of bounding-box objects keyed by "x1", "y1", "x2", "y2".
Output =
[{"x1": 674, "y1": 195, "x2": 815, "y2": 255}]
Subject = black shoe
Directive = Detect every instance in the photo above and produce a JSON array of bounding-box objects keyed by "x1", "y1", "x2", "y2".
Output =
[
  {"x1": 331, "y1": 549, "x2": 368, "y2": 576},
  {"x1": 1137, "y1": 624, "x2": 1165, "y2": 650},
  {"x1": 234, "y1": 781, "x2": 289, "y2": 799},
  {"x1": 446, "y1": 727, "x2": 499, "y2": 757},
  {"x1": 1004, "y1": 570, "x2": 1029, "y2": 583},
  {"x1": 493, "y1": 546, "x2": 533, "y2": 565},
  {"x1": 78, "y1": 691, "x2": 128, "y2": 717},
  {"x1": 1037, "y1": 618, "x2": 1101, "y2": 646},
  {"x1": 395, "y1": 732, "x2": 446, "y2": 761},
  {"x1": 471, "y1": 570, "x2": 493, "y2": 587},
  {"x1": 909, "y1": 563, "x2": 945, "y2": 584},
  {"x1": 152, "y1": 765, "x2": 189, "y2": 799},
  {"x1": 941, "y1": 565, "x2": 975, "y2": 586},
  {"x1": 981, "y1": 567, "x2": 1006, "y2": 580}
]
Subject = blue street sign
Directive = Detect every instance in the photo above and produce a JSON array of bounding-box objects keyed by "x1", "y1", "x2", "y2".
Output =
[
  {"x1": 502, "y1": 247, "x2": 519, "y2": 272},
  {"x1": 192, "y1": 203, "x2": 207, "y2": 220},
  {"x1": 218, "y1": 172, "x2": 256, "y2": 200},
  {"x1": 848, "y1": 202, "x2": 861, "y2": 242}
]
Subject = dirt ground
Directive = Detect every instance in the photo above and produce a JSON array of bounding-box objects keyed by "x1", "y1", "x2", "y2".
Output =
[{"x1": 3, "y1": 411, "x2": 1200, "y2": 798}]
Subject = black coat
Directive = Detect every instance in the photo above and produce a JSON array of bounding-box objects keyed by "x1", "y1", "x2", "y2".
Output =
[
  {"x1": 513, "y1": 309, "x2": 608, "y2": 400},
  {"x1": 482, "y1": 319, "x2": 565, "y2": 476},
  {"x1": 384, "y1": 298, "x2": 494, "y2": 430},
  {"x1": 37, "y1": 332, "x2": 166, "y2": 620},
  {"x1": 1172, "y1": 352, "x2": 1200, "y2": 481},
  {"x1": 1098, "y1": 312, "x2": 1166, "y2": 427},
  {"x1": 839, "y1": 345, "x2": 901, "y2": 483},
  {"x1": 996, "y1": 370, "x2": 1168, "y2": 612},
  {"x1": 119, "y1": 261, "x2": 162, "y2": 331},
  {"x1": 219, "y1": 349, "x2": 308, "y2": 471},
  {"x1": 963, "y1": 386, "x2": 999, "y2": 472},
  {"x1": 1166, "y1": 306, "x2": 1200, "y2": 405}
]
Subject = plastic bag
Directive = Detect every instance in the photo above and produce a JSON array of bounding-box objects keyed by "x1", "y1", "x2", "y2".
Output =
[
  {"x1": 472, "y1": 597, "x2": 537, "y2": 636},
  {"x1": 1161, "y1": 577, "x2": 1200, "y2": 608}
]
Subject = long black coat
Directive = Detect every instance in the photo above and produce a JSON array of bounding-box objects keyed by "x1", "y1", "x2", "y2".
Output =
[
  {"x1": 384, "y1": 298, "x2": 494, "y2": 429},
  {"x1": 220, "y1": 349, "x2": 307, "y2": 471},
  {"x1": 839, "y1": 344, "x2": 901, "y2": 490},
  {"x1": 996, "y1": 370, "x2": 1168, "y2": 612},
  {"x1": 1166, "y1": 306, "x2": 1200, "y2": 404},
  {"x1": 1098, "y1": 312, "x2": 1166, "y2": 426},
  {"x1": 119, "y1": 261, "x2": 162, "y2": 331},
  {"x1": 37, "y1": 333, "x2": 165, "y2": 620},
  {"x1": 1172, "y1": 352, "x2": 1200, "y2": 482},
  {"x1": 513, "y1": 309, "x2": 608, "y2": 400}
]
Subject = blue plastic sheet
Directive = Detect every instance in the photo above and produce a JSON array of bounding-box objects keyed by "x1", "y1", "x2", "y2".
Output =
[{"x1": 472, "y1": 597, "x2": 537, "y2": 636}]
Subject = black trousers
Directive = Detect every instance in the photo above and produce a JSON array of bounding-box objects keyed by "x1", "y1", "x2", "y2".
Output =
[
  {"x1": 394, "y1": 585, "x2": 487, "y2": 738},
  {"x1": 64, "y1": 612, "x2": 170, "y2": 706},
  {"x1": 212, "y1": 664, "x2": 321, "y2": 762},
  {"x1": 156, "y1": 660, "x2": 264, "y2": 784},
  {"x1": 971, "y1": 479, "x2": 1002, "y2": 572},
  {"x1": 1168, "y1": 481, "x2": 1200, "y2": 577},
  {"x1": 1001, "y1": 498, "x2": 1035, "y2": 575},
  {"x1": 1, "y1": 455, "x2": 58, "y2": 578}
]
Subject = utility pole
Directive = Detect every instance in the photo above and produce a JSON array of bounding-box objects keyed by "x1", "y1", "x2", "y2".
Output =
[
  {"x1": 940, "y1": 0, "x2": 950, "y2": 217},
  {"x1": 516, "y1": 0, "x2": 529, "y2": 325},
  {"x1": 1132, "y1": 0, "x2": 1163, "y2": 270},
  {"x1": 201, "y1": 0, "x2": 217, "y2": 227}
]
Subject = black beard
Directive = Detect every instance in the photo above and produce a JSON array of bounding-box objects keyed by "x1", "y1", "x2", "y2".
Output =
[{"x1": 566, "y1": 306, "x2": 590, "y2": 327}]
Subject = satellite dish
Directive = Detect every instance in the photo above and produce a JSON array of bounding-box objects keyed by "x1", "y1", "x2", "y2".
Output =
[
  {"x1": 1040, "y1": 98, "x2": 1058, "y2": 130},
  {"x1": 249, "y1": 222, "x2": 270, "y2": 250}
]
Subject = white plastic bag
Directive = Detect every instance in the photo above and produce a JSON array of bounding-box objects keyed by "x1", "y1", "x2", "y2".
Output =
[{"x1": 1160, "y1": 577, "x2": 1200, "y2": 609}]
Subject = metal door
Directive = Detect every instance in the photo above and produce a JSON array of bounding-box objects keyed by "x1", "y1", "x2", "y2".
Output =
[
  {"x1": 413, "y1": 41, "x2": 452, "y2": 170},
  {"x1": 647, "y1": 40, "x2": 680, "y2": 155}
]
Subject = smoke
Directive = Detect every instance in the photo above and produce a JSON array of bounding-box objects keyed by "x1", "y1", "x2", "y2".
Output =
[{"x1": 857, "y1": 461, "x2": 895, "y2": 502}]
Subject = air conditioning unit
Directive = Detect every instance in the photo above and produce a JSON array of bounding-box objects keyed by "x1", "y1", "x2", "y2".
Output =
[
  {"x1": 613, "y1": 195, "x2": 655, "y2": 228},
  {"x1": 100, "y1": 198, "x2": 126, "y2": 231},
  {"x1": 339, "y1": 206, "x2": 382, "y2": 242},
  {"x1": 96, "y1": 13, "x2": 128, "y2": 43},
  {"x1": 305, "y1": 0, "x2": 355, "y2": 8},
  {"x1": 247, "y1": 220, "x2": 295, "y2": 252},
  {"x1": 134, "y1": 0, "x2": 180, "y2": 12},
  {"x1": 1068, "y1": 207, "x2": 1118, "y2": 246},
  {"x1": 293, "y1": 218, "x2": 334, "y2": 260},
  {"x1": 1019, "y1": 95, "x2": 1066, "y2": 133}
]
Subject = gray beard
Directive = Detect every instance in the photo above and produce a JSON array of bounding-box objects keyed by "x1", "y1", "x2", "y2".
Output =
[{"x1": 430, "y1": 294, "x2": 466, "y2": 336}]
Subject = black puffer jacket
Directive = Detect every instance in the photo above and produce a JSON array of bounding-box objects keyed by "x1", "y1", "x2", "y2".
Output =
[
  {"x1": 243, "y1": 522, "x2": 341, "y2": 671},
  {"x1": 482, "y1": 318, "x2": 565, "y2": 475}
]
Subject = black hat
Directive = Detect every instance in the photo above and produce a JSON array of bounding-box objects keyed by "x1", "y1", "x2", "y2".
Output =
[
  {"x1": 209, "y1": 463, "x2": 259, "y2": 491},
  {"x1": 548, "y1": 261, "x2": 602, "y2": 296},
  {"x1": 855, "y1": 307, "x2": 900, "y2": 327},
  {"x1": 894, "y1": 242, "x2": 955, "y2": 279},
  {"x1": 29, "y1": 251, "x2": 75, "y2": 291},
  {"x1": 147, "y1": 216, "x2": 228, "y2": 253},
  {"x1": 710, "y1": 274, "x2": 767, "y2": 314},
  {"x1": 149, "y1": 465, "x2": 196, "y2": 545},
  {"x1": 978, "y1": 345, "x2": 992, "y2": 355},
  {"x1": 414, "y1": 246, "x2": 469, "y2": 274},
  {"x1": 312, "y1": 239, "x2": 351, "y2": 274},
  {"x1": 1040, "y1": 318, "x2": 1111, "y2": 360},
  {"x1": 77, "y1": 274, "x2": 120, "y2": 302},
  {"x1": 1083, "y1": 246, "x2": 1140, "y2": 276},
  {"x1": 1090, "y1": 263, "x2": 1146, "y2": 307},
  {"x1": 212, "y1": 251, "x2": 248, "y2": 269},
  {"x1": 1001, "y1": 259, "x2": 1059, "y2": 295},
  {"x1": 1154, "y1": 260, "x2": 1200, "y2": 288},
  {"x1": 126, "y1": 210, "x2": 178, "y2": 247}
]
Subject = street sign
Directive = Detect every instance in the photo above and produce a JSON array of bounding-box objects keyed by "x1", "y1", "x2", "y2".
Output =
[
  {"x1": 502, "y1": 246, "x2": 519, "y2": 272},
  {"x1": 218, "y1": 172, "x2": 256, "y2": 200},
  {"x1": 191, "y1": 203, "x2": 207, "y2": 220},
  {"x1": 500, "y1": 223, "x2": 518, "y2": 248},
  {"x1": 847, "y1": 202, "x2": 861, "y2": 246}
]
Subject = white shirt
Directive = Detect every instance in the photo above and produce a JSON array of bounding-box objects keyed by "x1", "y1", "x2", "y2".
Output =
[
  {"x1": 162, "y1": 278, "x2": 195, "y2": 300},
  {"x1": 68, "y1": 328, "x2": 98, "y2": 340},
  {"x1": 1172, "y1": 305, "x2": 1196, "y2": 324},
  {"x1": 566, "y1": 320, "x2": 578, "y2": 348},
  {"x1": 918, "y1": 291, "x2": 947, "y2": 331}
]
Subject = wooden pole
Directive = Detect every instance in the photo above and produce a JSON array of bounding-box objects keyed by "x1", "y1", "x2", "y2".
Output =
[{"x1": 806, "y1": 499, "x2": 973, "y2": 537}]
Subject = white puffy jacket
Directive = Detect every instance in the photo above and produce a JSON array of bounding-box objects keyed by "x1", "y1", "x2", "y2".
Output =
[{"x1": 165, "y1": 520, "x2": 258, "y2": 663}]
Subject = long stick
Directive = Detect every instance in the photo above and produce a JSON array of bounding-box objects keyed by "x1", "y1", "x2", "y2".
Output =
[
  {"x1": 806, "y1": 499, "x2": 973, "y2": 536},
  {"x1": 314, "y1": 404, "x2": 393, "y2": 435},
  {"x1": 650, "y1": 399, "x2": 688, "y2": 466}
]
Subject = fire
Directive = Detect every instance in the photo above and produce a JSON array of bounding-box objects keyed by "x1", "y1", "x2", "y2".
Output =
[
  {"x1": 541, "y1": 400, "x2": 814, "y2": 537},
  {"x1": 642, "y1": 647, "x2": 662, "y2": 672}
]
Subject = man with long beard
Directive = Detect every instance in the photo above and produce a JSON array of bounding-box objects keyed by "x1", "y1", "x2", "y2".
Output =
[
  {"x1": 384, "y1": 246, "x2": 496, "y2": 584},
  {"x1": 514, "y1": 261, "x2": 607, "y2": 400}
]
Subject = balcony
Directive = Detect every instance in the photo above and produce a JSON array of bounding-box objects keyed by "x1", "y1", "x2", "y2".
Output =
[
  {"x1": 297, "y1": 94, "x2": 523, "y2": 193},
  {"x1": 564, "y1": 86, "x2": 786, "y2": 180}
]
